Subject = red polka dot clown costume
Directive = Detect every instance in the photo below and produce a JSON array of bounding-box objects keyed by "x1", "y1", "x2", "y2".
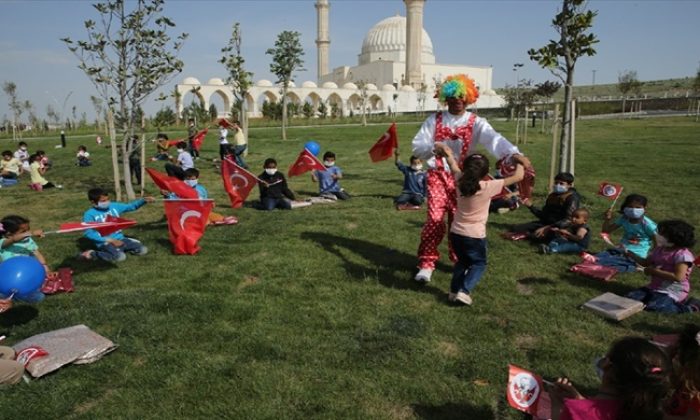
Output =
[{"x1": 411, "y1": 74, "x2": 530, "y2": 282}]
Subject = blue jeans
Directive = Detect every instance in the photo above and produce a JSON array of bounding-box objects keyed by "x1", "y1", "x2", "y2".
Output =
[
  {"x1": 594, "y1": 248, "x2": 638, "y2": 272},
  {"x1": 626, "y1": 287, "x2": 690, "y2": 314},
  {"x1": 232, "y1": 145, "x2": 248, "y2": 168},
  {"x1": 449, "y1": 233, "x2": 487, "y2": 294},
  {"x1": 547, "y1": 237, "x2": 585, "y2": 254},
  {"x1": 261, "y1": 197, "x2": 292, "y2": 211},
  {"x1": 395, "y1": 192, "x2": 424, "y2": 206},
  {"x1": 95, "y1": 238, "x2": 147, "y2": 262}
]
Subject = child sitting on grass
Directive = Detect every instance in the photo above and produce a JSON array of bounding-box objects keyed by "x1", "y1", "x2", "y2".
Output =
[
  {"x1": 312, "y1": 151, "x2": 349, "y2": 200},
  {"x1": 13, "y1": 141, "x2": 30, "y2": 172},
  {"x1": 541, "y1": 208, "x2": 590, "y2": 255},
  {"x1": 258, "y1": 158, "x2": 295, "y2": 211},
  {"x1": 1, "y1": 150, "x2": 22, "y2": 182},
  {"x1": 0, "y1": 215, "x2": 48, "y2": 304},
  {"x1": 80, "y1": 187, "x2": 153, "y2": 262},
  {"x1": 393, "y1": 149, "x2": 426, "y2": 210},
  {"x1": 548, "y1": 336, "x2": 671, "y2": 420},
  {"x1": 666, "y1": 324, "x2": 700, "y2": 418},
  {"x1": 76, "y1": 145, "x2": 91, "y2": 167},
  {"x1": 29, "y1": 153, "x2": 61, "y2": 190},
  {"x1": 625, "y1": 220, "x2": 696, "y2": 314}
]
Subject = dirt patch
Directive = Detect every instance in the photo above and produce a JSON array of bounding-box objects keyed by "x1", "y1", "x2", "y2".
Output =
[
  {"x1": 237, "y1": 275, "x2": 259, "y2": 290},
  {"x1": 514, "y1": 334, "x2": 538, "y2": 350},
  {"x1": 73, "y1": 389, "x2": 116, "y2": 415},
  {"x1": 516, "y1": 280, "x2": 534, "y2": 295},
  {"x1": 437, "y1": 340, "x2": 460, "y2": 358},
  {"x1": 473, "y1": 378, "x2": 489, "y2": 386},
  {"x1": 346, "y1": 222, "x2": 358, "y2": 230}
]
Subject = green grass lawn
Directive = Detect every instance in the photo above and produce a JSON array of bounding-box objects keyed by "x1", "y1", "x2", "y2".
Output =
[{"x1": 0, "y1": 117, "x2": 699, "y2": 419}]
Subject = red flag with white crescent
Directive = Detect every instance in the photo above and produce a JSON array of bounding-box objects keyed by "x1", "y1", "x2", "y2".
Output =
[
  {"x1": 163, "y1": 199, "x2": 213, "y2": 255},
  {"x1": 221, "y1": 158, "x2": 260, "y2": 208},
  {"x1": 506, "y1": 364, "x2": 544, "y2": 416},
  {"x1": 497, "y1": 157, "x2": 536, "y2": 201},
  {"x1": 192, "y1": 128, "x2": 209, "y2": 151},
  {"x1": 56, "y1": 215, "x2": 136, "y2": 236},
  {"x1": 288, "y1": 148, "x2": 326, "y2": 177},
  {"x1": 598, "y1": 182, "x2": 623, "y2": 200},
  {"x1": 368, "y1": 122, "x2": 398, "y2": 162},
  {"x1": 146, "y1": 168, "x2": 198, "y2": 199}
]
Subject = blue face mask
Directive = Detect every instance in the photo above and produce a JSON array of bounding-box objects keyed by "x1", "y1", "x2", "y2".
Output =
[
  {"x1": 553, "y1": 184, "x2": 568, "y2": 194},
  {"x1": 184, "y1": 179, "x2": 198, "y2": 187},
  {"x1": 623, "y1": 207, "x2": 645, "y2": 219}
]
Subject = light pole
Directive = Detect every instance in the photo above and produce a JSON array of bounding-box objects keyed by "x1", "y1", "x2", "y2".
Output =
[{"x1": 513, "y1": 63, "x2": 524, "y2": 142}]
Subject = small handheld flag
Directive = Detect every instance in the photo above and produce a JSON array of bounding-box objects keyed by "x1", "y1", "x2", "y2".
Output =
[
  {"x1": 192, "y1": 128, "x2": 209, "y2": 151},
  {"x1": 506, "y1": 364, "x2": 544, "y2": 416},
  {"x1": 368, "y1": 123, "x2": 398, "y2": 162},
  {"x1": 288, "y1": 148, "x2": 326, "y2": 177},
  {"x1": 146, "y1": 168, "x2": 199, "y2": 199},
  {"x1": 221, "y1": 158, "x2": 260, "y2": 208},
  {"x1": 598, "y1": 182, "x2": 623, "y2": 200},
  {"x1": 164, "y1": 199, "x2": 214, "y2": 255}
]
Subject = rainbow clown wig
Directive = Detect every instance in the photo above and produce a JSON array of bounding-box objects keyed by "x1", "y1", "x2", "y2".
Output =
[{"x1": 436, "y1": 74, "x2": 479, "y2": 105}]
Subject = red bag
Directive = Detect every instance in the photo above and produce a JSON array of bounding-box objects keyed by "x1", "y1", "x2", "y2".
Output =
[
  {"x1": 41, "y1": 268, "x2": 74, "y2": 294},
  {"x1": 570, "y1": 262, "x2": 618, "y2": 282}
]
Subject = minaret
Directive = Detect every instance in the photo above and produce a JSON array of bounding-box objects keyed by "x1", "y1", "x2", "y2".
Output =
[
  {"x1": 315, "y1": 0, "x2": 330, "y2": 81},
  {"x1": 404, "y1": 0, "x2": 425, "y2": 88}
]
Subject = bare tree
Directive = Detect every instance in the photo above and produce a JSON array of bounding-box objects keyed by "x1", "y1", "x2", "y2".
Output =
[
  {"x1": 62, "y1": 0, "x2": 187, "y2": 200},
  {"x1": 528, "y1": 0, "x2": 598, "y2": 173},
  {"x1": 618, "y1": 70, "x2": 643, "y2": 115},
  {"x1": 266, "y1": 30, "x2": 305, "y2": 140},
  {"x1": 2, "y1": 82, "x2": 23, "y2": 140},
  {"x1": 220, "y1": 22, "x2": 253, "y2": 141}
]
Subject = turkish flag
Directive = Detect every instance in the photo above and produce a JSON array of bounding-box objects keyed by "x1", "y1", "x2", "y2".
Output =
[
  {"x1": 598, "y1": 182, "x2": 623, "y2": 200},
  {"x1": 146, "y1": 168, "x2": 198, "y2": 199},
  {"x1": 368, "y1": 123, "x2": 398, "y2": 162},
  {"x1": 165, "y1": 139, "x2": 184, "y2": 148},
  {"x1": 288, "y1": 148, "x2": 326, "y2": 177},
  {"x1": 56, "y1": 216, "x2": 136, "y2": 236},
  {"x1": 506, "y1": 365, "x2": 545, "y2": 416},
  {"x1": 192, "y1": 128, "x2": 209, "y2": 151},
  {"x1": 497, "y1": 156, "x2": 536, "y2": 201},
  {"x1": 221, "y1": 158, "x2": 259, "y2": 208},
  {"x1": 218, "y1": 119, "x2": 233, "y2": 128},
  {"x1": 163, "y1": 199, "x2": 214, "y2": 255}
]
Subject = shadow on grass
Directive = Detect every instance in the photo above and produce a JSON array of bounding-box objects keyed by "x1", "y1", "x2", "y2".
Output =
[
  {"x1": 412, "y1": 402, "x2": 493, "y2": 419},
  {"x1": 301, "y1": 231, "x2": 451, "y2": 298},
  {"x1": 0, "y1": 305, "x2": 39, "y2": 327},
  {"x1": 560, "y1": 271, "x2": 636, "y2": 296}
]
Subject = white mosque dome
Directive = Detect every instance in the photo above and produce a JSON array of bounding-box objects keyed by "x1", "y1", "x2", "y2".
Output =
[
  {"x1": 207, "y1": 78, "x2": 224, "y2": 86},
  {"x1": 381, "y1": 84, "x2": 396, "y2": 92},
  {"x1": 302, "y1": 81, "x2": 317, "y2": 88},
  {"x1": 342, "y1": 82, "x2": 358, "y2": 90},
  {"x1": 256, "y1": 79, "x2": 273, "y2": 87},
  {"x1": 359, "y1": 15, "x2": 435, "y2": 66},
  {"x1": 277, "y1": 81, "x2": 296, "y2": 88},
  {"x1": 322, "y1": 82, "x2": 338, "y2": 89},
  {"x1": 182, "y1": 77, "x2": 200, "y2": 85},
  {"x1": 365, "y1": 83, "x2": 378, "y2": 90}
]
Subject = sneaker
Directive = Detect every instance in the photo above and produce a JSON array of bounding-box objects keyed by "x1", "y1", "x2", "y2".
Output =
[
  {"x1": 78, "y1": 250, "x2": 95, "y2": 260},
  {"x1": 540, "y1": 244, "x2": 550, "y2": 255},
  {"x1": 414, "y1": 268, "x2": 433, "y2": 283},
  {"x1": 497, "y1": 207, "x2": 510, "y2": 214},
  {"x1": 455, "y1": 291, "x2": 473, "y2": 305}
]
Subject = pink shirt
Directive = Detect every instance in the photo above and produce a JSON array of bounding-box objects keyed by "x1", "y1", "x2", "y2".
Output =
[
  {"x1": 647, "y1": 247, "x2": 694, "y2": 302},
  {"x1": 450, "y1": 178, "x2": 504, "y2": 238},
  {"x1": 560, "y1": 398, "x2": 620, "y2": 420}
]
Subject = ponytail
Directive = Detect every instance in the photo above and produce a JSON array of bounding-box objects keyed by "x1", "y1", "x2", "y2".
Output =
[{"x1": 458, "y1": 154, "x2": 489, "y2": 197}]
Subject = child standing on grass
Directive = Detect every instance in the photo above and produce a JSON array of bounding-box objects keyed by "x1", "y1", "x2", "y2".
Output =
[
  {"x1": 258, "y1": 158, "x2": 295, "y2": 211},
  {"x1": 76, "y1": 145, "x2": 91, "y2": 167},
  {"x1": 624, "y1": 220, "x2": 696, "y2": 314},
  {"x1": 80, "y1": 187, "x2": 153, "y2": 262},
  {"x1": 0, "y1": 215, "x2": 48, "y2": 304},
  {"x1": 29, "y1": 154, "x2": 61, "y2": 190},
  {"x1": 393, "y1": 149, "x2": 426, "y2": 210},
  {"x1": 437, "y1": 143, "x2": 526, "y2": 306},
  {"x1": 541, "y1": 208, "x2": 591, "y2": 255},
  {"x1": 548, "y1": 336, "x2": 671, "y2": 420},
  {"x1": 312, "y1": 151, "x2": 350, "y2": 200}
]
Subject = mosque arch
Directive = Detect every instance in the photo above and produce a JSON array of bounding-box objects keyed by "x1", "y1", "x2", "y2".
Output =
[
  {"x1": 304, "y1": 92, "x2": 323, "y2": 109},
  {"x1": 326, "y1": 92, "x2": 344, "y2": 117},
  {"x1": 347, "y1": 93, "x2": 362, "y2": 113},
  {"x1": 208, "y1": 89, "x2": 230, "y2": 118},
  {"x1": 369, "y1": 94, "x2": 384, "y2": 112}
]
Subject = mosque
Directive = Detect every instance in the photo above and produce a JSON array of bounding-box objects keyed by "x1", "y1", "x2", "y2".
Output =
[{"x1": 176, "y1": 0, "x2": 505, "y2": 119}]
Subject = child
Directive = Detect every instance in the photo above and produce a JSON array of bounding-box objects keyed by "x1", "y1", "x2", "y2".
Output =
[
  {"x1": 0, "y1": 342, "x2": 24, "y2": 385},
  {"x1": 591, "y1": 194, "x2": 657, "y2": 272},
  {"x1": 231, "y1": 120, "x2": 248, "y2": 168},
  {"x1": 217, "y1": 121, "x2": 230, "y2": 161},
  {"x1": 163, "y1": 168, "x2": 208, "y2": 200},
  {"x1": 80, "y1": 188, "x2": 152, "y2": 262},
  {"x1": 438, "y1": 143, "x2": 526, "y2": 305},
  {"x1": 129, "y1": 135, "x2": 142, "y2": 185},
  {"x1": 165, "y1": 141, "x2": 194, "y2": 180},
  {"x1": 187, "y1": 118, "x2": 199, "y2": 159},
  {"x1": 258, "y1": 158, "x2": 295, "y2": 210},
  {"x1": 624, "y1": 220, "x2": 695, "y2": 314},
  {"x1": 1, "y1": 150, "x2": 22, "y2": 181},
  {"x1": 548, "y1": 336, "x2": 671, "y2": 420},
  {"x1": 13, "y1": 141, "x2": 30, "y2": 172},
  {"x1": 152, "y1": 133, "x2": 171, "y2": 161},
  {"x1": 36, "y1": 150, "x2": 51, "y2": 169},
  {"x1": 0, "y1": 215, "x2": 47, "y2": 304},
  {"x1": 76, "y1": 145, "x2": 91, "y2": 167},
  {"x1": 394, "y1": 149, "x2": 426, "y2": 210},
  {"x1": 29, "y1": 154, "x2": 61, "y2": 190},
  {"x1": 541, "y1": 208, "x2": 591, "y2": 254},
  {"x1": 508, "y1": 172, "x2": 580, "y2": 240},
  {"x1": 666, "y1": 324, "x2": 700, "y2": 417},
  {"x1": 311, "y1": 151, "x2": 349, "y2": 200}
]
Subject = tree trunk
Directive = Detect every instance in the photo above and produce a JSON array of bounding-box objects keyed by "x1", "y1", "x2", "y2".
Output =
[
  {"x1": 281, "y1": 83, "x2": 288, "y2": 140},
  {"x1": 560, "y1": 76, "x2": 574, "y2": 173},
  {"x1": 241, "y1": 94, "x2": 249, "y2": 157},
  {"x1": 106, "y1": 109, "x2": 123, "y2": 201}
]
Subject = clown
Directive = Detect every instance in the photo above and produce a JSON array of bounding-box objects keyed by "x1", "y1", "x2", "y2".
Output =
[{"x1": 411, "y1": 74, "x2": 532, "y2": 282}]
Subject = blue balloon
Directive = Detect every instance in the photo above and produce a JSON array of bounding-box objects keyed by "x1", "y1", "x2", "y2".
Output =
[
  {"x1": 304, "y1": 141, "x2": 321, "y2": 156},
  {"x1": 0, "y1": 256, "x2": 46, "y2": 297}
]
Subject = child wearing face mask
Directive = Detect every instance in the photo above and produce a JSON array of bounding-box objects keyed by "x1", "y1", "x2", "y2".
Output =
[
  {"x1": 79, "y1": 187, "x2": 153, "y2": 262},
  {"x1": 311, "y1": 151, "x2": 350, "y2": 200},
  {"x1": 14, "y1": 142, "x2": 30, "y2": 172},
  {"x1": 507, "y1": 172, "x2": 580, "y2": 241},
  {"x1": 0, "y1": 215, "x2": 48, "y2": 304},
  {"x1": 623, "y1": 220, "x2": 696, "y2": 314},
  {"x1": 163, "y1": 168, "x2": 208, "y2": 199},
  {"x1": 165, "y1": 141, "x2": 194, "y2": 180},
  {"x1": 258, "y1": 158, "x2": 295, "y2": 210},
  {"x1": 393, "y1": 149, "x2": 426, "y2": 210}
]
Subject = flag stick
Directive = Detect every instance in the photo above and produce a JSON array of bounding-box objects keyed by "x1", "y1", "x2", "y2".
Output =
[
  {"x1": 155, "y1": 198, "x2": 215, "y2": 202},
  {"x1": 607, "y1": 186, "x2": 624, "y2": 211}
]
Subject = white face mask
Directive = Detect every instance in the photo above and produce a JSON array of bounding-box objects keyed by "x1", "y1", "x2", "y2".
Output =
[
  {"x1": 20, "y1": 147, "x2": 27, "y2": 151},
  {"x1": 177, "y1": 148, "x2": 185, "y2": 153},
  {"x1": 96, "y1": 200, "x2": 110, "y2": 209},
  {"x1": 265, "y1": 168, "x2": 277, "y2": 176},
  {"x1": 411, "y1": 164, "x2": 423, "y2": 171},
  {"x1": 184, "y1": 179, "x2": 198, "y2": 187},
  {"x1": 324, "y1": 161, "x2": 335, "y2": 167}
]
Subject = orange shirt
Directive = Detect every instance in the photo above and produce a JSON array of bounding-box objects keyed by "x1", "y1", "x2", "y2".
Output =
[{"x1": 451, "y1": 178, "x2": 504, "y2": 238}]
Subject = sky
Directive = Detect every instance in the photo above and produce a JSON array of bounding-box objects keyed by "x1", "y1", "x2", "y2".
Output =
[{"x1": 1, "y1": 0, "x2": 699, "y2": 122}]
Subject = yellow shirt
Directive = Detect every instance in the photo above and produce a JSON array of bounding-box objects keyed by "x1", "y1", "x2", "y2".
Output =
[
  {"x1": 233, "y1": 127, "x2": 246, "y2": 146},
  {"x1": 1, "y1": 157, "x2": 21, "y2": 175},
  {"x1": 30, "y1": 161, "x2": 47, "y2": 185}
]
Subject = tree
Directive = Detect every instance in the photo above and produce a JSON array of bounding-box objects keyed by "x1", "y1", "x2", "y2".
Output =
[
  {"x1": 220, "y1": 23, "x2": 253, "y2": 143},
  {"x1": 318, "y1": 102, "x2": 328, "y2": 119},
  {"x1": 2, "y1": 82, "x2": 23, "y2": 140},
  {"x1": 528, "y1": 0, "x2": 598, "y2": 173},
  {"x1": 693, "y1": 66, "x2": 700, "y2": 96},
  {"x1": 152, "y1": 106, "x2": 176, "y2": 129},
  {"x1": 266, "y1": 30, "x2": 304, "y2": 140},
  {"x1": 208, "y1": 103, "x2": 218, "y2": 122},
  {"x1": 62, "y1": 0, "x2": 187, "y2": 200},
  {"x1": 90, "y1": 95, "x2": 105, "y2": 132},
  {"x1": 356, "y1": 80, "x2": 369, "y2": 126},
  {"x1": 618, "y1": 70, "x2": 643, "y2": 115},
  {"x1": 302, "y1": 102, "x2": 314, "y2": 119},
  {"x1": 534, "y1": 80, "x2": 561, "y2": 132}
]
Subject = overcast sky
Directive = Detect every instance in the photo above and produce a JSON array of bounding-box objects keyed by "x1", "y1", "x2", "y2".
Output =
[{"x1": 1, "y1": 0, "x2": 699, "y2": 121}]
